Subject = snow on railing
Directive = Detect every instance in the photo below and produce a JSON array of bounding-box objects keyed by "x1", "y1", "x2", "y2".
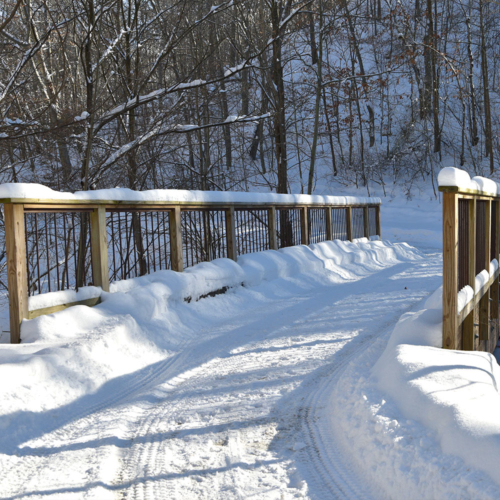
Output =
[
  {"x1": 439, "y1": 167, "x2": 500, "y2": 353},
  {"x1": 0, "y1": 184, "x2": 381, "y2": 344}
]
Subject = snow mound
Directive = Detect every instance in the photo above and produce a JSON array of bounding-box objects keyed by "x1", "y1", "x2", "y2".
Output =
[
  {"x1": 438, "y1": 166, "x2": 500, "y2": 195},
  {"x1": 28, "y1": 286, "x2": 101, "y2": 311},
  {"x1": 0, "y1": 239, "x2": 421, "y2": 435},
  {"x1": 373, "y1": 286, "x2": 500, "y2": 487}
]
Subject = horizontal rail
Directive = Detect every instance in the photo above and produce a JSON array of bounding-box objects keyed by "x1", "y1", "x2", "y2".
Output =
[
  {"x1": 27, "y1": 297, "x2": 101, "y2": 320},
  {"x1": 8, "y1": 200, "x2": 381, "y2": 210},
  {"x1": 439, "y1": 186, "x2": 500, "y2": 199},
  {"x1": 457, "y1": 265, "x2": 500, "y2": 325}
]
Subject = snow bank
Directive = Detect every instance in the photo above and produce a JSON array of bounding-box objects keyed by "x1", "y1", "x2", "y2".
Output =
[
  {"x1": 28, "y1": 286, "x2": 101, "y2": 311},
  {"x1": 373, "y1": 285, "x2": 500, "y2": 488},
  {"x1": 0, "y1": 182, "x2": 380, "y2": 206},
  {"x1": 0, "y1": 239, "x2": 420, "y2": 437},
  {"x1": 438, "y1": 166, "x2": 500, "y2": 195}
]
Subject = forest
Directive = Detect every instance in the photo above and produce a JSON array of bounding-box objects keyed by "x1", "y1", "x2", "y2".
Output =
[{"x1": 0, "y1": 0, "x2": 499, "y2": 199}]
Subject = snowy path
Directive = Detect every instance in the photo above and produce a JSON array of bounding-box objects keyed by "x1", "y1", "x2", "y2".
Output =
[{"x1": 0, "y1": 251, "x2": 442, "y2": 499}]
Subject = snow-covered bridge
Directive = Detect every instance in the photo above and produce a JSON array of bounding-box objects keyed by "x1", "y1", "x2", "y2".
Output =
[
  {"x1": 0, "y1": 183, "x2": 380, "y2": 343},
  {"x1": 3, "y1": 176, "x2": 500, "y2": 498}
]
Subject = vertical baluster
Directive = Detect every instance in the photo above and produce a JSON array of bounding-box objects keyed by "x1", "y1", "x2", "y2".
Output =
[
  {"x1": 258, "y1": 210, "x2": 262, "y2": 251},
  {"x1": 150, "y1": 212, "x2": 156, "y2": 272},
  {"x1": 24, "y1": 214, "x2": 30, "y2": 296},
  {"x1": 34, "y1": 213, "x2": 41, "y2": 293},
  {"x1": 44, "y1": 213, "x2": 51, "y2": 292},
  {"x1": 62, "y1": 214, "x2": 68, "y2": 289},
  {"x1": 54, "y1": 213, "x2": 60, "y2": 290},
  {"x1": 71, "y1": 213, "x2": 77, "y2": 289},
  {"x1": 249, "y1": 211, "x2": 254, "y2": 253},
  {"x1": 119, "y1": 213, "x2": 124, "y2": 279},
  {"x1": 156, "y1": 212, "x2": 161, "y2": 269},
  {"x1": 162, "y1": 212, "x2": 169, "y2": 268},
  {"x1": 169, "y1": 207, "x2": 183, "y2": 271},
  {"x1": 190, "y1": 212, "x2": 195, "y2": 267},
  {"x1": 216, "y1": 211, "x2": 221, "y2": 259},
  {"x1": 142, "y1": 212, "x2": 148, "y2": 273},
  {"x1": 110, "y1": 212, "x2": 116, "y2": 281}
]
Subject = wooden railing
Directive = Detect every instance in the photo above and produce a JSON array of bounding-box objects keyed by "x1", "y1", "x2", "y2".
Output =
[
  {"x1": 1, "y1": 191, "x2": 381, "y2": 344},
  {"x1": 440, "y1": 180, "x2": 500, "y2": 352}
]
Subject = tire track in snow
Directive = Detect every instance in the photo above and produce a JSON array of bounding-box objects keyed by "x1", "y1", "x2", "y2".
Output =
[
  {"x1": 1, "y1": 255, "x2": 441, "y2": 499},
  {"x1": 116, "y1": 259, "x2": 439, "y2": 499},
  {"x1": 294, "y1": 258, "x2": 442, "y2": 499},
  {"x1": 298, "y1": 333, "x2": 379, "y2": 499},
  {"x1": 118, "y1": 296, "x2": 315, "y2": 499}
]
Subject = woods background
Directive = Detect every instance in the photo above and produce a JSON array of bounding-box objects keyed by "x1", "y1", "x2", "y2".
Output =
[{"x1": 1, "y1": 0, "x2": 499, "y2": 199}]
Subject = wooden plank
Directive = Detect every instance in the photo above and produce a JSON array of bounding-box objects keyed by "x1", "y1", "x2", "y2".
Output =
[
  {"x1": 346, "y1": 207, "x2": 353, "y2": 242},
  {"x1": 1, "y1": 198, "x2": 383, "y2": 210},
  {"x1": 443, "y1": 192, "x2": 459, "y2": 349},
  {"x1": 5, "y1": 203, "x2": 28, "y2": 344},
  {"x1": 480, "y1": 200, "x2": 491, "y2": 341},
  {"x1": 301, "y1": 207, "x2": 309, "y2": 245},
  {"x1": 463, "y1": 198, "x2": 476, "y2": 350},
  {"x1": 169, "y1": 206, "x2": 183, "y2": 271},
  {"x1": 225, "y1": 207, "x2": 237, "y2": 261},
  {"x1": 376, "y1": 205, "x2": 382, "y2": 238},
  {"x1": 268, "y1": 207, "x2": 277, "y2": 250},
  {"x1": 363, "y1": 206, "x2": 370, "y2": 238},
  {"x1": 439, "y1": 186, "x2": 500, "y2": 199},
  {"x1": 23, "y1": 206, "x2": 97, "y2": 212},
  {"x1": 90, "y1": 206, "x2": 109, "y2": 292},
  {"x1": 325, "y1": 207, "x2": 333, "y2": 240},
  {"x1": 491, "y1": 200, "x2": 500, "y2": 348},
  {"x1": 28, "y1": 297, "x2": 101, "y2": 320}
]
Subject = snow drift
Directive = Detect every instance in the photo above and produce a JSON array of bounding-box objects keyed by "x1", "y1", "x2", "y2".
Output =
[
  {"x1": 373, "y1": 289, "x2": 500, "y2": 487},
  {"x1": 0, "y1": 239, "x2": 420, "y2": 447},
  {"x1": 331, "y1": 281, "x2": 500, "y2": 497}
]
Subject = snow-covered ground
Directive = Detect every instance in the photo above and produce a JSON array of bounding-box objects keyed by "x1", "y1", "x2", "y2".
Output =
[
  {"x1": 0, "y1": 235, "x2": 440, "y2": 499},
  {"x1": 4, "y1": 185, "x2": 500, "y2": 499}
]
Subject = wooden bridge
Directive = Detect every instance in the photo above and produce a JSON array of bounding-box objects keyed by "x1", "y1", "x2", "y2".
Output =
[
  {"x1": 440, "y1": 170, "x2": 500, "y2": 353},
  {"x1": 0, "y1": 188, "x2": 381, "y2": 344}
]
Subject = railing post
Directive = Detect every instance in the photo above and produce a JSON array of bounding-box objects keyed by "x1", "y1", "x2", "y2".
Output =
[
  {"x1": 169, "y1": 206, "x2": 183, "y2": 271},
  {"x1": 376, "y1": 205, "x2": 382, "y2": 239},
  {"x1": 225, "y1": 207, "x2": 237, "y2": 261},
  {"x1": 300, "y1": 206, "x2": 309, "y2": 245},
  {"x1": 90, "y1": 206, "x2": 109, "y2": 292},
  {"x1": 492, "y1": 200, "x2": 500, "y2": 345},
  {"x1": 5, "y1": 203, "x2": 28, "y2": 344},
  {"x1": 479, "y1": 200, "x2": 491, "y2": 342},
  {"x1": 325, "y1": 207, "x2": 333, "y2": 240},
  {"x1": 346, "y1": 207, "x2": 353, "y2": 242},
  {"x1": 443, "y1": 192, "x2": 459, "y2": 349},
  {"x1": 268, "y1": 206, "x2": 277, "y2": 250},
  {"x1": 463, "y1": 198, "x2": 476, "y2": 350},
  {"x1": 363, "y1": 206, "x2": 370, "y2": 239}
]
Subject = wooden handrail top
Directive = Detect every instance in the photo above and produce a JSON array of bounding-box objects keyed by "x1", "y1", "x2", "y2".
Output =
[
  {"x1": 439, "y1": 185, "x2": 500, "y2": 199},
  {"x1": 0, "y1": 198, "x2": 381, "y2": 209},
  {"x1": 0, "y1": 183, "x2": 381, "y2": 208}
]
